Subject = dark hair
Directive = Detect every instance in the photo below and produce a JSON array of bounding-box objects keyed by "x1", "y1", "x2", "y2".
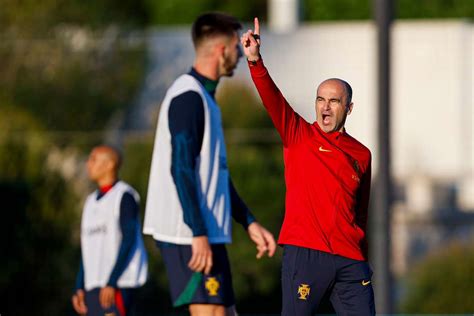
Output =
[{"x1": 192, "y1": 12, "x2": 242, "y2": 48}]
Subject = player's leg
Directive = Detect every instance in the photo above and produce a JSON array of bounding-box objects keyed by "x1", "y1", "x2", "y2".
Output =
[
  {"x1": 114, "y1": 288, "x2": 137, "y2": 316},
  {"x1": 188, "y1": 303, "x2": 237, "y2": 316},
  {"x1": 189, "y1": 244, "x2": 235, "y2": 315},
  {"x1": 330, "y1": 256, "x2": 375, "y2": 316},
  {"x1": 83, "y1": 288, "x2": 120, "y2": 316},
  {"x1": 158, "y1": 242, "x2": 235, "y2": 315},
  {"x1": 189, "y1": 303, "x2": 226, "y2": 316},
  {"x1": 83, "y1": 287, "x2": 136, "y2": 316},
  {"x1": 84, "y1": 288, "x2": 102, "y2": 316},
  {"x1": 315, "y1": 289, "x2": 336, "y2": 314},
  {"x1": 281, "y1": 245, "x2": 336, "y2": 316}
]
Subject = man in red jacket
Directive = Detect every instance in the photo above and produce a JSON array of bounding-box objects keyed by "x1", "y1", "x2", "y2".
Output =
[{"x1": 241, "y1": 18, "x2": 375, "y2": 315}]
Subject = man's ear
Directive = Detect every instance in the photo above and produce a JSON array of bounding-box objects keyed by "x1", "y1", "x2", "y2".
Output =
[
  {"x1": 346, "y1": 102, "x2": 354, "y2": 115},
  {"x1": 217, "y1": 43, "x2": 227, "y2": 57},
  {"x1": 105, "y1": 159, "x2": 116, "y2": 173},
  {"x1": 212, "y1": 37, "x2": 226, "y2": 55}
]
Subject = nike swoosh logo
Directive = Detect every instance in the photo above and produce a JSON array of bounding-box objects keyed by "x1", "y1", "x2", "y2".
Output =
[
  {"x1": 319, "y1": 146, "x2": 332, "y2": 152},
  {"x1": 362, "y1": 280, "x2": 371, "y2": 286}
]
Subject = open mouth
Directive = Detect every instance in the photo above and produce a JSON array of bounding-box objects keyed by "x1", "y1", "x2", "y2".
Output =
[{"x1": 322, "y1": 114, "x2": 331, "y2": 125}]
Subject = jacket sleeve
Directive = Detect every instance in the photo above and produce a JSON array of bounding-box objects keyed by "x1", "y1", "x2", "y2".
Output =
[
  {"x1": 248, "y1": 58, "x2": 309, "y2": 146},
  {"x1": 355, "y1": 155, "x2": 372, "y2": 259},
  {"x1": 106, "y1": 192, "x2": 139, "y2": 288},
  {"x1": 356, "y1": 156, "x2": 372, "y2": 232},
  {"x1": 169, "y1": 91, "x2": 207, "y2": 236},
  {"x1": 229, "y1": 177, "x2": 256, "y2": 229},
  {"x1": 74, "y1": 254, "x2": 85, "y2": 291}
]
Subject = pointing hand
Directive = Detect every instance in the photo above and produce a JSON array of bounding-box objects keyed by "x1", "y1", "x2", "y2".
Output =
[{"x1": 240, "y1": 17, "x2": 261, "y2": 61}]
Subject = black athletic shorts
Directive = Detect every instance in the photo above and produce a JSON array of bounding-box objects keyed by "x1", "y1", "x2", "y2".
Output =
[
  {"x1": 84, "y1": 287, "x2": 136, "y2": 316},
  {"x1": 158, "y1": 241, "x2": 235, "y2": 308}
]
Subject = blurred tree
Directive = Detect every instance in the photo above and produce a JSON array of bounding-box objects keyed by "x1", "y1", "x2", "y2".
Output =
[
  {"x1": 303, "y1": 0, "x2": 372, "y2": 21},
  {"x1": 220, "y1": 82, "x2": 285, "y2": 312},
  {"x1": 0, "y1": 0, "x2": 147, "y2": 132},
  {"x1": 1, "y1": 0, "x2": 472, "y2": 35},
  {"x1": 121, "y1": 140, "x2": 154, "y2": 202},
  {"x1": 0, "y1": 106, "x2": 84, "y2": 314},
  {"x1": 217, "y1": 81, "x2": 275, "y2": 129},
  {"x1": 144, "y1": 0, "x2": 267, "y2": 25},
  {"x1": 400, "y1": 241, "x2": 474, "y2": 313},
  {"x1": 303, "y1": 0, "x2": 473, "y2": 21},
  {"x1": 0, "y1": 29, "x2": 146, "y2": 131},
  {"x1": 227, "y1": 144, "x2": 285, "y2": 313},
  {"x1": 397, "y1": 0, "x2": 474, "y2": 19},
  {"x1": 0, "y1": 0, "x2": 149, "y2": 33}
]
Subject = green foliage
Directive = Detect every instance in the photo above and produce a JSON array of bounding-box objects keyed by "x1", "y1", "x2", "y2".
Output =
[
  {"x1": 227, "y1": 144, "x2": 285, "y2": 313},
  {"x1": 0, "y1": 107, "x2": 43, "y2": 178},
  {"x1": 400, "y1": 241, "x2": 474, "y2": 313},
  {"x1": 303, "y1": 0, "x2": 473, "y2": 21},
  {"x1": 218, "y1": 81, "x2": 275, "y2": 129},
  {"x1": 0, "y1": 32, "x2": 146, "y2": 131},
  {"x1": 397, "y1": 0, "x2": 474, "y2": 19},
  {"x1": 0, "y1": 107, "x2": 82, "y2": 314},
  {"x1": 1, "y1": 0, "x2": 472, "y2": 34},
  {"x1": 121, "y1": 139, "x2": 154, "y2": 203},
  {"x1": 0, "y1": 0, "x2": 149, "y2": 32},
  {"x1": 144, "y1": 0, "x2": 267, "y2": 25},
  {"x1": 303, "y1": 0, "x2": 372, "y2": 21}
]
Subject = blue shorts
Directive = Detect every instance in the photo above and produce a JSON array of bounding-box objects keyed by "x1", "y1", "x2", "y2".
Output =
[
  {"x1": 281, "y1": 245, "x2": 375, "y2": 316},
  {"x1": 84, "y1": 288, "x2": 136, "y2": 316},
  {"x1": 158, "y1": 242, "x2": 235, "y2": 307}
]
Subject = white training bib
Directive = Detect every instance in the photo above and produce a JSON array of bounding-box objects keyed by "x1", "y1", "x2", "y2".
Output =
[
  {"x1": 143, "y1": 74, "x2": 232, "y2": 244},
  {"x1": 81, "y1": 181, "x2": 148, "y2": 290}
]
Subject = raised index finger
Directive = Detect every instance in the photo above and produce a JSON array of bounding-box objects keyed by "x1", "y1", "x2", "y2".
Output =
[{"x1": 254, "y1": 17, "x2": 260, "y2": 35}]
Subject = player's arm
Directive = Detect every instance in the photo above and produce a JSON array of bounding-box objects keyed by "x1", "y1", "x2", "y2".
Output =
[
  {"x1": 229, "y1": 178, "x2": 276, "y2": 258},
  {"x1": 75, "y1": 255, "x2": 85, "y2": 292},
  {"x1": 241, "y1": 17, "x2": 306, "y2": 147},
  {"x1": 229, "y1": 177, "x2": 256, "y2": 229},
  {"x1": 101, "y1": 192, "x2": 139, "y2": 309},
  {"x1": 71, "y1": 255, "x2": 88, "y2": 315},
  {"x1": 169, "y1": 92, "x2": 212, "y2": 274}
]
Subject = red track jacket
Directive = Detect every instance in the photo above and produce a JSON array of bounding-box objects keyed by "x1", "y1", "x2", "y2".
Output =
[{"x1": 249, "y1": 59, "x2": 372, "y2": 261}]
